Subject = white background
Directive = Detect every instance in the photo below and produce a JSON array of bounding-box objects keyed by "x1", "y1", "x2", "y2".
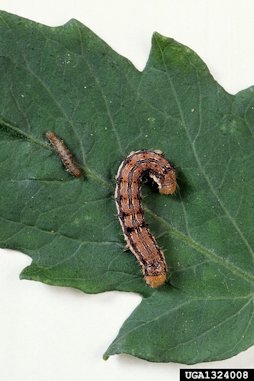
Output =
[{"x1": 0, "y1": 1, "x2": 254, "y2": 380}]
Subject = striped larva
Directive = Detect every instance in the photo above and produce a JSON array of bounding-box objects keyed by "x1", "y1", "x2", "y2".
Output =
[
  {"x1": 46, "y1": 131, "x2": 82, "y2": 177},
  {"x1": 115, "y1": 150, "x2": 176, "y2": 288}
]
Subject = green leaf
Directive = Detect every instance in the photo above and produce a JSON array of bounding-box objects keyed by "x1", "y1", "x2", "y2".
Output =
[{"x1": 0, "y1": 11, "x2": 253, "y2": 364}]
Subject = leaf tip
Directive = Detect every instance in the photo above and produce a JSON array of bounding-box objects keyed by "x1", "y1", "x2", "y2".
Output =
[
  {"x1": 103, "y1": 352, "x2": 110, "y2": 361},
  {"x1": 152, "y1": 31, "x2": 176, "y2": 45},
  {"x1": 19, "y1": 266, "x2": 31, "y2": 281}
]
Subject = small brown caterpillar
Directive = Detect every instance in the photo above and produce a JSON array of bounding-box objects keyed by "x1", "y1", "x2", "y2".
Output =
[
  {"x1": 115, "y1": 150, "x2": 176, "y2": 288},
  {"x1": 46, "y1": 131, "x2": 82, "y2": 177}
]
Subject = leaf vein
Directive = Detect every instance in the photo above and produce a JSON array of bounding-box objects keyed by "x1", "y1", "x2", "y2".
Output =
[{"x1": 154, "y1": 34, "x2": 254, "y2": 263}]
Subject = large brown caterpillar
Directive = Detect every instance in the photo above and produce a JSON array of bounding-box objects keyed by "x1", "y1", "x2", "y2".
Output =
[
  {"x1": 46, "y1": 131, "x2": 82, "y2": 178},
  {"x1": 115, "y1": 150, "x2": 176, "y2": 288}
]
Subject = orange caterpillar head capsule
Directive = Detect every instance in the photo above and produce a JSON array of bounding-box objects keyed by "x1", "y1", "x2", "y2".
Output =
[{"x1": 159, "y1": 169, "x2": 177, "y2": 195}]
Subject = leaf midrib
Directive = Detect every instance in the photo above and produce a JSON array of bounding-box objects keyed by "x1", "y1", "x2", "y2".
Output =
[{"x1": 1, "y1": 113, "x2": 254, "y2": 285}]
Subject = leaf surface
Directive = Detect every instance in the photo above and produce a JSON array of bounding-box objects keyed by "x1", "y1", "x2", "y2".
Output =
[{"x1": 0, "y1": 11, "x2": 253, "y2": 364}]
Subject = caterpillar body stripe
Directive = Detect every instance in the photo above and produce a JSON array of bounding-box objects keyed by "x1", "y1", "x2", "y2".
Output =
[{"x1": 115, "y1": 150, "x2": 176, "y2": 288}]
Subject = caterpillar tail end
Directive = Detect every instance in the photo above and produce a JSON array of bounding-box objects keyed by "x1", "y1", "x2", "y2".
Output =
[{"x1": 145, "y1": 274, "x2": 167, "y2": 288}]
